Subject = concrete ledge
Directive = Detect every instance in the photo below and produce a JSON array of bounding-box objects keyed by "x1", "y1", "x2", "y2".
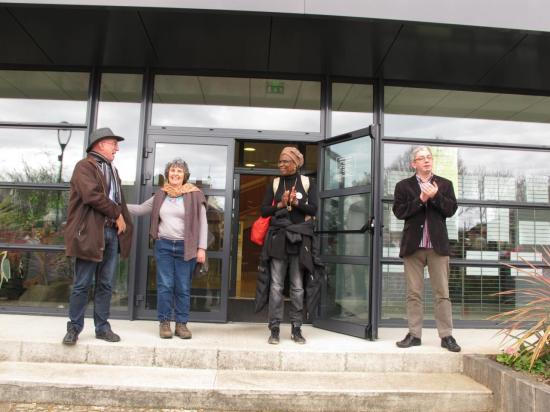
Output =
[
  {"x1": 1, "y1": 342, "x2": 466, "y2": 372},
  {"x1": 0, "y1": 362, "x2": 493, "y2": 412},
  {"x1": 463, "y1": 355, "x2": 550, "y2": 412}
]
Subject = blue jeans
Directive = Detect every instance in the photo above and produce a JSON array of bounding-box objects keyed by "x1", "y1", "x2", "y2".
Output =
[
  {"x1": 68, "y1": 227, "x2": 119, "y2": 334},
  {"x1": 154, "y1": 238, "x2": 196, "y2": 323}
]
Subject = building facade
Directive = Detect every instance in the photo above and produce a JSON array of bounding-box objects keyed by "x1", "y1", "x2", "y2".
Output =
[{"x1": 1, "y1": 1, "x2": 550, "y2": 339}]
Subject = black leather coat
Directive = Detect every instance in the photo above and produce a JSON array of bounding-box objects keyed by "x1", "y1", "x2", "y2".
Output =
[{"x1": 254, "y1": 210, "x2": 324, "y2": 318}]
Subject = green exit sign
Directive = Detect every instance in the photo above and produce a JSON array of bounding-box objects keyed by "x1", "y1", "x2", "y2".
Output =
[{"x1": 266, "y1": 80, "x2": 284, "y2": 94}]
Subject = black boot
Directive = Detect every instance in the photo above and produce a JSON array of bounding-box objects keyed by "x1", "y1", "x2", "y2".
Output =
[
  {"x1": 62, "y1": 322, "x2": 79, "y2": 346},
  {"x1": 268, "y1": 326, "x2": 280, "y2": 345},
  {"x1": 291, "y1": 324, "x2": 306, "y2": 344}
]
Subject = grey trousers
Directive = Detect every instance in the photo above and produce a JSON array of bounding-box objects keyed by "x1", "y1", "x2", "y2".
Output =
[
  {"x1": 403, "y1": 248, "x2": 453, "y2": 338},
  {"x1": 268, "y1": 255, "x2": 304, "y2": 329}
]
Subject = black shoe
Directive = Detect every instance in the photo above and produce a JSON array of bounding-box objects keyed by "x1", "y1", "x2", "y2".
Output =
[
  {"x1": 62, "y1": 324, "x2": 79, "y2": 346},
  {"x1": 95, "y1": 329, "x2": 121, "y2": 342},
  {"x1": 291, "y1": 324, "x2": 306, "y2": 344},
  {"x1": 441, "y1": 335, "x2": 461, "y2": 352},
  {"x1": 268, "y1": 327, "x2": 280, "y2": 345},
  {"x1": 396, "y1": 333, "x2": 421, "y2": 348}
]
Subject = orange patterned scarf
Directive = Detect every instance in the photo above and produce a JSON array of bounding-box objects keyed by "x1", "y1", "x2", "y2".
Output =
[{"x1": 161, "y1": 182, "x2": 200, "y2": 197}]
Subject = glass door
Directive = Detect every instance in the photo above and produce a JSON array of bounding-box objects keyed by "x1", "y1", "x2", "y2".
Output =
[
  {"x1": 314, "y1": 127, "x2": 377, "y2": 339},
  {"x1": 134, "y1": 135, "x2": 234, "y2": 322}
]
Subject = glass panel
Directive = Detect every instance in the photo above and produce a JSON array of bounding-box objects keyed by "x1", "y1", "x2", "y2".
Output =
[
  {"x1": 0, "y1": 70, "x2": 89, "y2": 124},
  {"x1": 97, "y1": 73, "x2": 143, "y2": 188},
  {"x1": 0, "y1": 250, "x2": 72, "y2": 308},
  {"x1": 331, "y1": 83, "x2": 373, "y2": 136},
  {"x1": 191, "y1": 258, "x2": 222, "y2": 312},
  {"x1": 153, "y1": 143, "x2": 227, "y2": 189},
  {"x1": 324, "y1": 136, "x2": 371, "y2": 190},
  {"x1": 146, "y1": 256, "x2": 221, "y2": 313},
  {"x1": 0, "y1": 129, "x2": 86, "y2": 183},
  {"x1": 384, "y1": 86, "x2": 550, "y2": 145},
  {"x1": 206, "y1": 196, "x2": 225, "y2": 251},
  {"x1": 384, "y1": 143, "x2": 550, "y2": 203},
  {"x1": 111, "y1": 260, "x2": 129, "y2": 310},
  {"x1": 324, "y1": 263, "x2": 369, "y2": 323},
  {"x1": 152, "y1": 75, "x2": 321, "y2": 133},
  {"x1": 383, "y1": 203, "x2": 550, "y2": 262},
  {"x1": 235, "y1": 142, "x2": 318, "y2": 171},
  {"x1": 381, "y1": 263, "x2": 530, "y2": 321},
  {"x1": 0, "y1": 188, "x2": 68, "y2": 245}
]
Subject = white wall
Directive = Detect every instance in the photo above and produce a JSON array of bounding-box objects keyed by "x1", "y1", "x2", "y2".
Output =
[{"x1": 2, "y1": 0, "x2": 550, "y2": 33}]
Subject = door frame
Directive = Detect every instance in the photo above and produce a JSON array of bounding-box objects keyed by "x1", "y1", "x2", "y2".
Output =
[{"x1": 134, "y1": 134, "x2": 235, "y2": 322}]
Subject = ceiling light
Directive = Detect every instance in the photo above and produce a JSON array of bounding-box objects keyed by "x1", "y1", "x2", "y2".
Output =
[
  {"x1": 245, "y1": 163, "x2": 256, "y2": 167},
  {"x1": 244, "y1": 147, "x2": 256, "y2": 152}
]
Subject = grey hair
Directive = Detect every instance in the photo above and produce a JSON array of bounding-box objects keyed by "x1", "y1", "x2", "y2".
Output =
[
  {"x1": 164, "y1": 158, "x2": 190, "y2": 184},
  {"x1": 410, "y1": 146, "x2": 432, "y2": 162}
]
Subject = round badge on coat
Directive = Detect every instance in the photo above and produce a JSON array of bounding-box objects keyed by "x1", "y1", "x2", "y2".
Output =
[{"x1": 296, "y1": 192, "x2": 303, "y2": 200}]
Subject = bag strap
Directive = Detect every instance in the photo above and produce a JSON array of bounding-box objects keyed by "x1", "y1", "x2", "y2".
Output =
[
  {"x1": 273, "y1": 177, "x2": 280, "y2": 195},
  {"x1": 273, "y1": 176, "x2": 309, "y2": 195},
  {"x1": 300, "y1": 175, "x2": 310, "y2": 193}
]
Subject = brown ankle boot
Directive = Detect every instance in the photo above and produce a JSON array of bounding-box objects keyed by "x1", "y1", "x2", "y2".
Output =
[
  {"x1": 175, "y1": 322, "x2": 192, "y2": 339},
  {"x1": 159, "y1": 321, "x2": 173, "y2": 339}
]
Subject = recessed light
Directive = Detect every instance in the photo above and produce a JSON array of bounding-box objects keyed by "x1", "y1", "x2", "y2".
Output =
[
  {"x1": 244, "y1": 147, "x2": 256, "y2": 152},
  {"x1": 245, "y1": 163, "x2": 256, "y2": 167}
]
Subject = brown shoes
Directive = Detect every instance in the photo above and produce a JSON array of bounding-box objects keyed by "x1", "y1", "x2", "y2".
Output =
[
  {"x1": 175, "y1": 322, "x2": 192, "y2": 339},
  {"x1": 159, "y1": 321, "x2": 173, "y2": 339}
]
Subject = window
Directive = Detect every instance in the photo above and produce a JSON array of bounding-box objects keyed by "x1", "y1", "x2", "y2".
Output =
[
  {"x1": 331, "y1": 82, "x2": 373, "y2": 136},
  {"x1": 97, "y1": 73, "x2": 143, "y2": 187},
  {"x1": 152, "y1": 75, "x2": 321, "y2": 133},
  {"x1": 385, "y1": 86, "x2": 550, "y2": 145},
  {"x1": 0, "y1": 69, "x2": 90, "y2": 310},
  {"x1": 0, "y1": 70, "x2": 88, "y2": 124}
]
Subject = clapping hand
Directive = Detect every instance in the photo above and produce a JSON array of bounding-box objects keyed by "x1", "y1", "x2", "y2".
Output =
[{"x1": 420, "y1": 181, "x2": 438, "y2": 202}]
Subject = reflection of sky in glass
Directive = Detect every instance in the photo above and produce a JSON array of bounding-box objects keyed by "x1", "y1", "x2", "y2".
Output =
[
  {"x1": 97, "y1": 102, "x2": 141, "y2": 184},
  {"x1": 153, "y1": 143, "x2": 227, "y2": 189},
  {"x1": 385, "y1": 114, "x2": 550, "y2": 145},
  {"x1": 152, "y1": 104, "x2": 320, "y2": 133},
  {"x1": 385, "y1": 143, "x2": 550, "y2": 178},
  {"x1": 331, "y1": 112, "x2": 373, "y2": 137},
  {"x1": 0, "y1": 129, "x2": 85, "y2": 183},
  {"x1": 0, "y1": 99, "x2": 87, "y2": 124}
]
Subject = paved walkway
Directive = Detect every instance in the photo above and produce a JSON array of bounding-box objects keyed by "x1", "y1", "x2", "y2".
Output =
[{"x1": 0, "y1": 314, "x2": 506, "y2": 354}]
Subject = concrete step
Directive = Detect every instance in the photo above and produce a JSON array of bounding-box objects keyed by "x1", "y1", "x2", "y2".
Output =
[
  {"x1": 0, "y1": 361, "x2": 493, "y2": 412},
  {"x1": 0, "y1": 338, "x2": 463, "y2": 373}
]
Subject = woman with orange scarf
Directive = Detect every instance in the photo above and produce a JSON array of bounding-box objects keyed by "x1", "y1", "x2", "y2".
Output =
[{"x1": 127, "y1": 158, "x2": 207, "y2": 339}]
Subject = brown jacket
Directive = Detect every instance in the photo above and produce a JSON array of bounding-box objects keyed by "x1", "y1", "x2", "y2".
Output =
[
  {"x1": 64, "y1": 156, "x2": 133, "y2": 262},
  {"x1": 149, "y1": 189, "x2": 206, "y2": 261}
]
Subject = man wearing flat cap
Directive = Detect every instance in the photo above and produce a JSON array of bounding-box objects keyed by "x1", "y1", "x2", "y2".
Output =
[{"x1": 62, "y1": 128, "x2": 133, "y2": 345}]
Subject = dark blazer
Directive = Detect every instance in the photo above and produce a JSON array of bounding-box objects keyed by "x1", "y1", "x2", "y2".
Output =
[{"x1": 392, "y1": 174, "x2": 457, "y2": 258}]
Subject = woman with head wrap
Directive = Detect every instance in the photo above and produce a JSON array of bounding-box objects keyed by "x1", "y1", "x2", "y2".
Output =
[
  {"x1": 257, "y1": 146, "x2": 318, "y2": 344},
  {"x1": 127, "y1": 158, "x2": 207, "y2": 339}
]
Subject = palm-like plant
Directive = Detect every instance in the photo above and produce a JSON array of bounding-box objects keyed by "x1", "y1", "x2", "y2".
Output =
[{"x1": 489, "y1": 249, "x2": 550, "y2": 371}]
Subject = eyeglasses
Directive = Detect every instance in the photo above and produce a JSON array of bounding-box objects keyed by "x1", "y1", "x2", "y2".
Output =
[
  {"x1": 278, "y1": 159, "x2": 293, "y2": 165},
  {"x1": 414, "y1": 155, "x2": 432, "y2": 161}
]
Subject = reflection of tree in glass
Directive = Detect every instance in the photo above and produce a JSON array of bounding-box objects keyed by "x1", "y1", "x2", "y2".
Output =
[
  {"x1": 0, "y1": 162, "x2": 64, "y2": 242},
  {"x1": 0, "y1": 162, "x2": 72, "y2": 303}
]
